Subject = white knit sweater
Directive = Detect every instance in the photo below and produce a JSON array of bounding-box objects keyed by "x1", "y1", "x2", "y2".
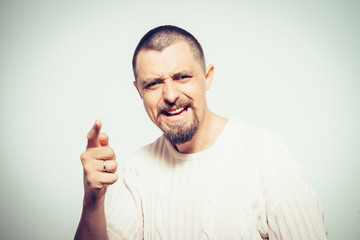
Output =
[{"x1": 106, "y1": 119, "x2": 327, "y2": 239}]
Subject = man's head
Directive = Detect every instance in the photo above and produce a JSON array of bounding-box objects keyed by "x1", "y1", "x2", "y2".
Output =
[{"x1": 133, "y1": 26, "x2": 214, "y2": 147}]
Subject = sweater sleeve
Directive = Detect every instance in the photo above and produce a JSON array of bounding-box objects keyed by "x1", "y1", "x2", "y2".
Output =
[
  {"x1": 105, "y1": 161, "x2": 144, "y2": 240},
  {"x1": 261, "y1": 143, "x2": 327, "y2": 240},
  {"x1": 266, "y1": 176, "x2": 327, "y2": 240}
]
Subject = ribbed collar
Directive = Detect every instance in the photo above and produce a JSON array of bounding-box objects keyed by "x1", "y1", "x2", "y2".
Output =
[{"x1": 165, "y1": 118, "x2": 233, "y2": 161}]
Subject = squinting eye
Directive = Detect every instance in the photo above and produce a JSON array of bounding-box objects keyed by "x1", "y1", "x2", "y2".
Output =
[
  {"x1": 181, "y1": 75, "x2": 191, "y2": 79},
  {"x1": 146, "y1": 82, "x2": 157, "y2": 88}
]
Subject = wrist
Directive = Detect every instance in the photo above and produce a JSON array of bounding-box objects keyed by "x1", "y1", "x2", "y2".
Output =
[{"x1": 83, "y1": 188, "x2": 106, "y2": 208}]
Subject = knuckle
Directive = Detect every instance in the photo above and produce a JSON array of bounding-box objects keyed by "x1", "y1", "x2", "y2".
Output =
[
  {"x1": 80, "y1": 151, "x2": 93, "y2": 164},
  {"x1": 87, "y1": 174, "x2": 99, "y2": 187},
  {"x1": 80, "y1": 152, "x2": 86, "y2": 163},
  {"x1": 82, "y1": 161, "x2": 92, "y2": 173}
]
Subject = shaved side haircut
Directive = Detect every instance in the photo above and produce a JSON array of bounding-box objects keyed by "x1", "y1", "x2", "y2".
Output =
[{"x1": 132, "y1": 25, "x2": 206, "y2": 81}]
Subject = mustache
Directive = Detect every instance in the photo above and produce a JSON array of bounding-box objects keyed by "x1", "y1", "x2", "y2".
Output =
[{"x1": 158, "y1": 98, "x2": 194, "y2": 112}]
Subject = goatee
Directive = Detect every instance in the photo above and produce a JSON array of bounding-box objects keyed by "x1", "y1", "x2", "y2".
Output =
[{"x1": 158, "y1": 99, "x2": 199, "y2": 145}]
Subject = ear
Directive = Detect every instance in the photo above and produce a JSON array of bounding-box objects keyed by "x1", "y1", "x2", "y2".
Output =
[
  {"x1": 204, "y1": 64, "x2": 214, "y2": 91},
  {"x1": 133, "y1": 81, "x2": 143, "y2": 99}
]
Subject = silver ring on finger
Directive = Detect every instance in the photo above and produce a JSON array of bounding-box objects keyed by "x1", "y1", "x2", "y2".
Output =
[{"x1": 103, "y1": 160, "x2": 107, "y2": 172}]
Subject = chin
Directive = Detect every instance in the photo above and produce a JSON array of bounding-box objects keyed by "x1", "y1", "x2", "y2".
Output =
[{"x1": 161, "y1": 118, "x2": 199, "y2": 145}]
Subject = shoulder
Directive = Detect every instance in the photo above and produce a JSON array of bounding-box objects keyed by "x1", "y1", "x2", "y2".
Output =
[
  {"x1": 227, "y1": 121, "x2": 326, "y2": 238},
  {"x1": 226, "y1": 118, "x2": 289, "y2": 156},
  {"x1": 227, "y1": 118, "x2": 304, "y2": 179},
  {"x1": 123, "y1": 135, "x2": 170, "y2": 177}
]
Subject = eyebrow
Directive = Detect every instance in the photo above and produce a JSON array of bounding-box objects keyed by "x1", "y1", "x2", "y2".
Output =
[
  {"x1": 142, "y1": 77, "x2": 164, "y2": 88},
  {"x1": 172, "y1": 70, "x2": 194, "y2": 79},
  {"x1": 141, "y1": 70, "x2": 194, "y2": 87}
]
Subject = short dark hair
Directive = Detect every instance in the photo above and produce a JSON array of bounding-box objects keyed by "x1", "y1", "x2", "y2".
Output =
[{"x1": 132, "y1": 25, "x2": 206, "y2": 81}]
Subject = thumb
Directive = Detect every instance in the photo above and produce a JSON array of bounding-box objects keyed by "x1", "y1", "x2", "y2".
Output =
[{"x1": 99, "y1": 132, "x2": 109, "y2": 147}]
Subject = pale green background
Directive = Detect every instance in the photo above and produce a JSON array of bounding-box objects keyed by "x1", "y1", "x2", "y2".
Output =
[{"x1": 0, "y1": 0, "x2": 359, "y2": 239}]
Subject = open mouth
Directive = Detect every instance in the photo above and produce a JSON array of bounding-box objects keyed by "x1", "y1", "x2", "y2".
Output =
[{"x1": 162, "y1": 105, "x2": 188, "y2": 117}]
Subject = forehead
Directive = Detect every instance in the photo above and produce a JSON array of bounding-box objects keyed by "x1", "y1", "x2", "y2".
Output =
[{"x1": 136, "y1": 41, "x2": 201, "y2": 80}]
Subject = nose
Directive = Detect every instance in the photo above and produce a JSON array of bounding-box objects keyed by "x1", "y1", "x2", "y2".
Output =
[{"x1": 163, "y1": 79, "x2": 180, "y2": 104}]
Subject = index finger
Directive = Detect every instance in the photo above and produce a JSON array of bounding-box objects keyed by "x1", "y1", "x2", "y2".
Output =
[{"x1": 87, "y1": 120, "x2": 102, "y2": 148}]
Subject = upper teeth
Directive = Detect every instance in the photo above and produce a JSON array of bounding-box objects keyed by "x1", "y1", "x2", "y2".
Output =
[{"x1": 167, "y1": 107, "x2": 185, "y2": 115}]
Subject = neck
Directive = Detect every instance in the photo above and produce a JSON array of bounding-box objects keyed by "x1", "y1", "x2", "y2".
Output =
[{"x1": 175, "y1": 110, "x2": 228, "y2": 154}]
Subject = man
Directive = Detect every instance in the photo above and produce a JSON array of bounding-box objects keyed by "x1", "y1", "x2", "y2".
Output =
[{"x1": 75, "y1": 25, "x2": 327, "y2": 240}]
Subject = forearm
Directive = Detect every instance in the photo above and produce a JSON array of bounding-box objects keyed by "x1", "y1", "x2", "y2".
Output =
[{"x1": 75, "y1": 196, "x2": 109, "y2": 240}]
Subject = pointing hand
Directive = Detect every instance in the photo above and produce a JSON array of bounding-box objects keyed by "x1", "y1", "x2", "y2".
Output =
[{"x1": 80, "y1": 120, "x2": 118, "y2": 204}]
